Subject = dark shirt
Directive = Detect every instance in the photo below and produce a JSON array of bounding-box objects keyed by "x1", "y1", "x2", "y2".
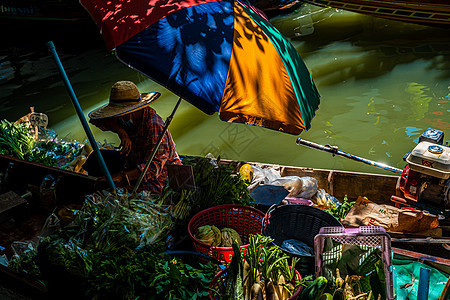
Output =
[{"x1": 127, "y1": 107, "x2": 181, "y2": 194}]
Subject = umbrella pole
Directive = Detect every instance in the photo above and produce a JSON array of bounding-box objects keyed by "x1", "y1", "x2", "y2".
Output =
[
  {"x1": 296, "y1": 138, "x2": 403, "y2": 174},
  {"x1": 46, "y1": 41, "x2": 116, "y2": 190},
  {"x1": 132, "y1": 97, "x2": 182, "y2": 194}
]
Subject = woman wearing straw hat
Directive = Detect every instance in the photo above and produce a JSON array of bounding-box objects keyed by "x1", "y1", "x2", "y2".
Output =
[{"x1": 88, "y1": 81, "x2": 182, "y2": 194}]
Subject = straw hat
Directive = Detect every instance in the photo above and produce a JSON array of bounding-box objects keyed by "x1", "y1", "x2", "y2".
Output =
[{"x1": 88, "y1": 81, "x2": 160, "y2": 120}]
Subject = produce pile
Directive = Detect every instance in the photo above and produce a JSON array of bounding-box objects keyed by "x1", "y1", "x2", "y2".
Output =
[
  {"x1": 0, "y1": 119, "x2": 85, "y2": 169},
  {"x1": 4, "y1": 150, "x2": 391, "y2": 299},
  {"x1": 8, "y1": 191, "x2": 220, "y2": 299},
  {"x1": 7, "y1": 156, "x2": 256, "y2": 299},
  {"x1": 299, "y1": 272, "x2": 381, "y2": 300},
  {"x1": 156, "y1": 156, "x2": 253, "y2": 227},
  {"x1": 215, "y1": 234, "x2": 302, "y2": 300},
  {"x1": 195, "y1": 225, "x2": 243, "y2": 247},
  {"x1": 323, "y1": 195, "x2": 355, "y2": 221}
]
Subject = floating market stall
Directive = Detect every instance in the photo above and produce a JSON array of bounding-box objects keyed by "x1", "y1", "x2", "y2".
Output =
[
  {"x1": 0, "y1": 114, "x2": 449, "y2": 299},
  {"x1": 1, "y1": 149, "x2": 449, "y2": 299}
]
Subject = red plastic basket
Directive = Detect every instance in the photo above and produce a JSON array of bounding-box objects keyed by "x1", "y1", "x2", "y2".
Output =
[
  {"x1": 208, "y1": 267, "x2": 303, "y2": 300},
  {"x1": 187, "y1": 204, "x2": 265, "y2": 265}
]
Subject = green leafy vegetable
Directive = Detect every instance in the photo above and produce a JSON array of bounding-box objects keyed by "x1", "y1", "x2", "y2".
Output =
[
  {"x1": 157, "y1": 156, "x2": 253, "y2": 226},
  {"x1": 0, "y1": 119, "x2": 83, "y2": 167},
  {"x1": 324, "y1": 195, "x2": 355, "y2": 220},
  {"x1": 0, "y1": 119, "x2": 35, "y2": 159}
]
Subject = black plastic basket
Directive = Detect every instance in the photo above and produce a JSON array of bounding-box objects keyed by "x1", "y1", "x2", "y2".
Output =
[{"x1": 262, "y1": 204, "x2": 343, "y2": 274}]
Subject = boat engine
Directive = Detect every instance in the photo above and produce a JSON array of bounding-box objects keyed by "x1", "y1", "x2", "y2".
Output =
[{"x1": 399, "y1": 128, "x2": 450, "y2": 210}]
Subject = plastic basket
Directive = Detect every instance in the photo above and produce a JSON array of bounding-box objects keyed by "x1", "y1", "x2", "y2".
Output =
[
  {"x1": 314, "y1": 226, "x2": 394, "y2": 300},
  {"x1": 188, "y1": 204, "x2": 265, "y2": 266},
  {"x1": 262, "y1": 204, "x2": 342, "y2": 275},
  {"x1": 208, "y1": 267, "x2": 303, "y2": 300}
]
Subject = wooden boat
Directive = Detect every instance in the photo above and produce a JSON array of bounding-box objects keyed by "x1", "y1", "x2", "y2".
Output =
[
  {"x1": 219, "y1": 158, "x2": 450, "y2": 259},
  {"x1": 300, "y1": 0, "x2": 450, "y2": 28},
  {"x1": 0, "y1": 0, "x2": 89, "y2": 24},
  {"x1": 0, "y1": 153, "x2": 100, "y2": 205},
  {"x1": 0, "y1": 152, "x2": 448, "y2": 254},
  {"x1": 0, "y1": 153, "x2": 448, "y2": 298}
]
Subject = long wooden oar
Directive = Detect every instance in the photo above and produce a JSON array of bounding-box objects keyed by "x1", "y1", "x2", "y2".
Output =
[{"x1": 296, "y1": 138, "x2": 403, "y2": 174}]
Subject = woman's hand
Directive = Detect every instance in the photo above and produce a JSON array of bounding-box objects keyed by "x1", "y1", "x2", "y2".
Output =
[{"x1": 117, "y1": 128, "x2": 132, "y2": 156}]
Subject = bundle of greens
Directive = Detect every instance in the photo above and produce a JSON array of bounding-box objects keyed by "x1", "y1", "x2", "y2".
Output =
[
  {"x1": 324, "y1": 195, "x2": 355, "y2": 220},
  {"x1": 7, "y1": 242, "x2": 41, "y2": 278},
  {"x1": 0, "y1": 119, "x2": 84, "y2": 167},
  {"x1": 10, "y1": 191, "x2": 220, "y2": 298},
  {"x1": 219, "y1": 234, "x2": 303, "y2": 300},
  {"x1": 86, "y1": 248, "x2": 218, "y2": 299},
  {"x1": 157, "y1": 156, "x2": 253, "y2": 225},
  {"x1": 34, "y1": 138, "x2": 84, "y2": 167},
  {"x1": 0, "y1": 119, "x2": 38, "y2": 159}
]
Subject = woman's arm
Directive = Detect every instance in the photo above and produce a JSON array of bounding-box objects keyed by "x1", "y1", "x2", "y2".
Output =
[{"x1": 90, "y1": 117, "x2": 132, "y2": 155}]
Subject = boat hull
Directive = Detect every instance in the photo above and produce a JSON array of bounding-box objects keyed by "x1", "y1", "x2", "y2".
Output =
[{"x1": 220, "y1": 158, "x2": 450, "y2": 259}]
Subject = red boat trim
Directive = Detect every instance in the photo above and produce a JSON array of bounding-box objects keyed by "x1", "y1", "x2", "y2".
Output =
[{"x1": 393, "y1": 247, "x2": 450, "y2": 266}]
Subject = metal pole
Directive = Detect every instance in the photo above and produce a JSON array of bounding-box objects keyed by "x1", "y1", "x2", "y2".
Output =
[
  {"x1": 418, "y1": 267, "x2": 431, "y2": 300},
  {"x1": 132, "y1": 97, "x2": 182, "y2": 194},
  {"x1": 46, "y1": 41, "x2": 116, "y2": 190},
  {"x1": 296, "y1": 138, "x2": 403, "y2": 174}
]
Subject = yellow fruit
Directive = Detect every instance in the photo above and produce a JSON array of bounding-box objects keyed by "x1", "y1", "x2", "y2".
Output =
[{"x1": 239, "y1": 164, "x2": 253, "y2": 182}]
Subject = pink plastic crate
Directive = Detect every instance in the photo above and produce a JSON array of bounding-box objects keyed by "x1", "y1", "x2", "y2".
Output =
[{"x1": 314, "y1": 226, "x2": 394, "y2": 300}]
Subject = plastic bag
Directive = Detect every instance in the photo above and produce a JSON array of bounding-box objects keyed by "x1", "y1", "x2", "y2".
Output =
[
  {"x1": 11, "y1": 241, "x2": 36, "y2": 258},
  {"x1": 297, "y1": 177, "x2": 318, "y2": 199},
  {"x1": 281, "y1": 239, "x2": 314, "y2": 257},
  {"x1": 40, "y1": 213, "x2": 61, "y2": 238},
  {"x1": 39, "y1": 174, "x2": 59, "y2": 211},
  {"x1": 248, "y1": 164, "x2": 281, "y2": 191},
  {"x1": 269, "y1": 176, "x2": 318, "y2": 199},
  {"x1": 0, "y1": 254, "x2": 8, "y2": 267},
  {"x1": 314, "y1": 189, "x2": 342, "y2": 207},
  {"x1": 205, "y1": 153, "x2": 219, "y2": 168}
]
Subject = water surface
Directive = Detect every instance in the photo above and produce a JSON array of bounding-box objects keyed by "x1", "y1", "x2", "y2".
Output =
[{"x1": 1, "y1": 5, "x2": 449, "y2": 176}]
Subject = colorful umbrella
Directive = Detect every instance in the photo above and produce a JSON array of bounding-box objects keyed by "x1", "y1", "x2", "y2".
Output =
[{"x1": 80, "y1": 0, "x2": 320, "y2": 135}]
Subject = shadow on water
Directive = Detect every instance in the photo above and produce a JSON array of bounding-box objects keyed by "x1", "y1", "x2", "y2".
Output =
[{"x1": 0, "y1": 48, "x2": 140, "y2": 125}]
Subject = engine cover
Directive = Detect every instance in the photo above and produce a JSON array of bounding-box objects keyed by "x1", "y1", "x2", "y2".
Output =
[
  {"x1": 400, "y1": 141, "x2": 450, "y2": 208},
  {"x1": 406, "y1": 142, "x2": 450, "y2": 179}
]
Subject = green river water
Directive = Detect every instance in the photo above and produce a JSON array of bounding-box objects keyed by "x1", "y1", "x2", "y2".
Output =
[{"x1": 1, "y1": 4, "x2": 449, "y2": 176}]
